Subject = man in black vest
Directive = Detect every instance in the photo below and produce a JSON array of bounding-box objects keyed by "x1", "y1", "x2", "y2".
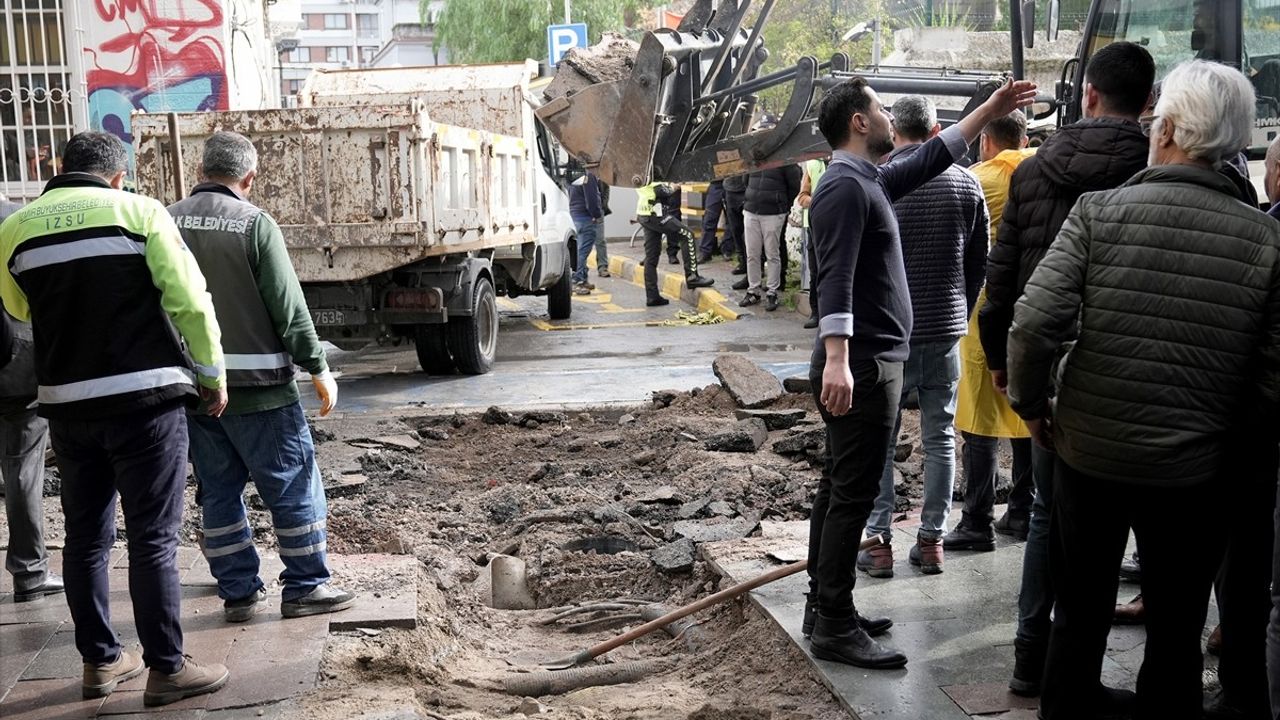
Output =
[{"x1": 169, "y1": 132, "x2": 355, "y2": 624}]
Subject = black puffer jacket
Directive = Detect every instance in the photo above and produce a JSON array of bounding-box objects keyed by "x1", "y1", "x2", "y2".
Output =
[
  {"x1": 978, "y1": 118, "x2": 1148, "y2": 370},
  {"x1": 1008, "y1": 165, "x2": 1280, "y2": 486},
  {"x1": 889, "y1": 143, "x2": 989, "y2": 341},
  {"x1": 744, "y1": 165, "x2": 802, "y2": 215}
]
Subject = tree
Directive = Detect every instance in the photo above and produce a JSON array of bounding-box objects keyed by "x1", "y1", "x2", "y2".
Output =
[
  {"x1": 755, "y1": 0, "x2": 890, "y2": 113},
  {"x1": 430, "y1": 0, "x2": 656, "y2": 65}
]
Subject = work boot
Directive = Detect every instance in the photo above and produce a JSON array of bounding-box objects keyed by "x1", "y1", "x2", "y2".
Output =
[
  {"x1": 697, "y1": 252, "x2": 713, "y2": 264},
  {"x1": 144, "y1": 656, "x2": 230, "y2": 707},
  {"x1": 1113, "y1": 594, "x2": 1145, "y2": 625},
  {"x1": 597, "y1": 268, "x2": 611, "y2": 278},
  {"x1": 810, "y1": 613, "x2": 907, "y2": 669},
  {"x1": 224, "y1": 587, "x2": 266, "y2": 624},
  {"x1": 281, "y1": 583, "x2": 355, "y2": 618},
  {"x1": 856, "y1": 542, "x2": 894, "y2": 578},
  {"x1": 739, "y1": 293, "x2": 761, "y2": 308},
  {"x1": 803, "y1": 315, "x2": 818, "y2": 329},
  {"x1": 1206, "y1": 623, "x2": 1222, "y2": 656},
  {"x1": 731, "y1": 278, "x2": 749, "y2": 291},
  {"x1": 83, "y1": 649, "x2": 144, "y2": 699},
  {"x1": 15, "y1": 572, "x2": 65, "y2": 603},
  {"x1": 909, "y1": 536, "x2": 944, "y2": 575},
  {"x1": 801, "y1": 594, "x2": 893, "y2": 638},
  {"x1": 942, "y1": 524, "x2": 996, "y2": 552},
  {"x1": 1009, "y1": 640, "x2": 1045, "y2": 697},
  {"x1": 647, "y1": 297, "x2": 670, "y2": 307},
  {"x1": 993, "y1": 511, "x2": 1029, "y2": 541},
  {"x1": 731, "y1": 264, "x2": 747, "y2": 276},
  {"x1": 573, "y1": 282, "x2": 592, "y2": 296},
  {"x1": 1118, "y1": 552, "x2": 1141, "y2": 582},
  {"x1": 765, "y1": 293, "x2": 780, "y2": 312},
  {"x1": 686, "y1": 274, "x2": 714, "y2": 289},
  {"x1": 667, "y1": 254, "x2": 680, "y2": 265}
]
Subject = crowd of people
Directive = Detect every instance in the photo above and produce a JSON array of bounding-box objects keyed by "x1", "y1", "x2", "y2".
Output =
[
  {"x1": 0, "y1": 131, "x2": 356, "y2": 707},
  {"x1": 2, "y1": 36, "x2": 1279, "y2": 720},
  {"x1": 806, "y1": 41, "x2": 1280, "y2": 720}
]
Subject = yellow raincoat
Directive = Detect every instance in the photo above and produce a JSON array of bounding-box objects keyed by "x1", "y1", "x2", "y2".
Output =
[{"x1": 955, "y1": 148, "x2": 1037, "y2": 438}]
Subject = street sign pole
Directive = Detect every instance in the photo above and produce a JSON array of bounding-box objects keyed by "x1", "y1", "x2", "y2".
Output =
[{"x1": 564, "y1": 0, "x2": 571, "y2": 23}]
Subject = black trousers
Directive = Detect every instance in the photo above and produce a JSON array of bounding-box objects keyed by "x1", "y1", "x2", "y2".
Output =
[
  {"x1": 725, "y1": 192, "x2": 745, "y2": 262},
  {"x1": 958, "y1": 433, "x2": 1034, "y2": 531},
  {"x1": 698, "y1": 181, "x2": 728, "y2": 256},
  {"x1": 54, "y1": 401, "x2": 189, "y2": 674},
  {"x1": 1217, "y1": 439, "x2": 1278, "y2": 714},
  {"x1": 1040, "y1": 457, "x2": 1227, "y2": 720},
  {"x1": 639, "y1": 214, "x2": 697, "y2": 300},
  {"x1": 807, "y1": 358, "x2": 903, "y2": 616}
]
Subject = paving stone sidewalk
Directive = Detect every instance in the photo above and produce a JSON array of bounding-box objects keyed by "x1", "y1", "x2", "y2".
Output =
[
  {"x1": 702, "y1": 515, "x2": 1219, "y2": 720},
  {"x1": 0, "y1": 548, "x2": 417, "y2": 719}
]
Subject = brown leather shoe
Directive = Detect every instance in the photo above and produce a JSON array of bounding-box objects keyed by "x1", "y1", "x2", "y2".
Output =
[
  {"x1": 909, "y1": 536, "x2": 944, "y2": 575},
  {"x1": 856, "y1": 542, "x2": 895, "y2": 578},
  {"x1": 1207, "y1": 623, "x2": 1222, "y2": 656},
  {"x1": 83, "y1": 649, "x2": 144, "y2": 699},
  {"x1": 144, "y1": 655, "x2": 230, "y2": 707},
  {"x1": 1113, "y1": 594, "x2": 1145, "y2": 625}
]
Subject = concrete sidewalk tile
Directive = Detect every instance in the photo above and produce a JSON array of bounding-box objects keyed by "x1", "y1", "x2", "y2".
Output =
[
  {"x1": 0, "y1": 622, "x2": 60, "y2": 698},
  {"x1": 204, "y1": 613, "x2": 328, "y2": 711},
  {"x1": 0, "y1": 595, "x2": 72, "y2": 626},
  {"x1": 0, "y1": 678, "x2": 104, "y2": 719},
  {"x1": 978, "y1": 710, "x2": 1039, "y2": 719},
  {"x1": 114, "y1": 548, "x2": 203, "y2": 573},
  {"x1": 26, "y1": 623, "x2": 144, "y2": 683},
  {"x1": 98, "y1": 689, "x2": 210, "y2": 716},
  {"x1": 98, "y1": 711, "x2": 203, "y2": 720},
  {"x1": 326, "y1": 554, "x2": 418, "y2": 631},
  {"x1": 941, "y1": 682, "x2": 1038, "y2": 715}
]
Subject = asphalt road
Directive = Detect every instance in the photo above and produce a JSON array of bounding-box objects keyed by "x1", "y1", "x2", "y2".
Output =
[{"x1": 308, "y1": 251, "x2": 815, "y2": 416}]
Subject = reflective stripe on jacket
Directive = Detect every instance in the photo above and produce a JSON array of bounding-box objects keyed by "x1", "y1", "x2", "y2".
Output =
[{"x1": 0, "y1": 172, "x2": 224, "y2": 420}]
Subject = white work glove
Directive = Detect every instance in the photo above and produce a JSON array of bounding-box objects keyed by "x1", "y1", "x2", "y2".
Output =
[{"x1": 311, "y1": 370, "x2": 337, "y2": 416}]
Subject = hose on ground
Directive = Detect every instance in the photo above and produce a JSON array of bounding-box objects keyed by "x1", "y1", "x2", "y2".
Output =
[{"x1": 501, "y1": 659, "x2": 671, "y2": 696}]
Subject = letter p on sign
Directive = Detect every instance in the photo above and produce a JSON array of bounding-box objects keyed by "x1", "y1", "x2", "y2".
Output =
[{"x1": 547, "y1": 23, "x2": 588, "y2": 66}]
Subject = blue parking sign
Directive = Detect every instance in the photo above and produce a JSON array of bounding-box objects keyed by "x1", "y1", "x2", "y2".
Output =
[{"x1": 547, "y1": 23, "x2": 588, "y2": 66}]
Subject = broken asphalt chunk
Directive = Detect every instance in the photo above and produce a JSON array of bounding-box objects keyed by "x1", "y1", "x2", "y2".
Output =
[
  {"x1": 783, "y1": 376, "x2": 813, "y2": 394},
  {"x1": 734, "y1": 408, "x2": 806, "y2": 431},
  {"x1": 672, "y1": 518, "x2": 757, "y2": 544},
  {"x1": 712, "y1": 354, "x2": 785, "y2": 409},
  {"x1": 483, "y1": 407, "x2": 513, "y2": 425},
  {"x1": 650, "y1": 538, "x2": 696, "y2": 574},
  {"x1": 772, "y1": 427, "x2": 826, "y2": 455},
  {"x1": 703, "y1": 418, "x2": 768, "y2": 453}
]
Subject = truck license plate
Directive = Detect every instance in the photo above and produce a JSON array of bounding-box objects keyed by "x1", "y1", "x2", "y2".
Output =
[{"x1": 312, "y1": 310, "x2": 346, "y2": 326}]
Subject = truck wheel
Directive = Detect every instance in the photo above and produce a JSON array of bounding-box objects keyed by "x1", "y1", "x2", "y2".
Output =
[
  {"x1": 548, "y1": 251, "x2": 573, "y2": 320},
  {"x1": 449, "y1": 277, "x2": 498, "y2": 375},
  {"x1": 414, "y1": 325, "x2": 455, "y2": 375}
]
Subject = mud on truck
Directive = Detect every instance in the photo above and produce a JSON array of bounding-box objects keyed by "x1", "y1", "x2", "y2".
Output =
[{"x1": 133, "y1": 61, "x2": 577, "y2": 376}]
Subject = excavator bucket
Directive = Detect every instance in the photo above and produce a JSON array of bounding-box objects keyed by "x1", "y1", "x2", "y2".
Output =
[
  {"x1": 536, "y1": 0, "x2": 1015, "y2": 186},
  {"x1": 529, "y1": 0, "x2": 829, "y2": 188}
]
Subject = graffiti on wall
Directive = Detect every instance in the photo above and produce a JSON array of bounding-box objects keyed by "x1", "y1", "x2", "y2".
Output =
[{"x1": 84, "y1": 0, "x2": 228, "y2": 164}]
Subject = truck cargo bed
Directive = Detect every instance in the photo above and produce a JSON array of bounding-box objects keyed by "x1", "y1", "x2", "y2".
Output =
[{"x1": 133, "y1": 103, "x2": 536, "y2": 283}]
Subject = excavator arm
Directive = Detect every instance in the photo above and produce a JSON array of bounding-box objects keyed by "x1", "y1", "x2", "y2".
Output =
[{"x1": 537, "y1": 0, "x2": 1038, "y2": 187}]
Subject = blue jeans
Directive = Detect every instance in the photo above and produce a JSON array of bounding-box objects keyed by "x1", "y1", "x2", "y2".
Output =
[
  {"x1": 573, "y1": 219, "x2": 601, "y2": 284},
  {"x1": 867, "y1": 339, "x2": 960, "y2": 541},
  {"x1": 189, "y1": 402, "x2": 331, "y2": 602},
  {"x1": 1015, "y1": 442, "x2": 1056, "y2": 650}
]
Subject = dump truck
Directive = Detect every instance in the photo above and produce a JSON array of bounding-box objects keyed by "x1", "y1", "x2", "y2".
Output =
[
  {"x1": 133, "y1": 61, "x2": 576, "y2": 376},
  {"x1": 539, "y1": 0, "x2": 1277, "y2": 190}
]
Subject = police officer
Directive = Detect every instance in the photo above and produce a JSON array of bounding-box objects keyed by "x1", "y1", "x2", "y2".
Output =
[
  {"x1": 0, "y1": 131, "x2": 229, "y2": 706},
  {"x1": 635, "y1": 182, "x2": 714, "y2": 307},
  {"x1": 167, "y1": 132, "x2": 353, "y2": 624}
]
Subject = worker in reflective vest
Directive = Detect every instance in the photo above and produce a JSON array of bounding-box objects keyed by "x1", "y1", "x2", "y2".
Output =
[
  {"x1": 0, "y1": 131, "x2": 230, "y2": 706},
  {"x1": 635, "y1": 182, "x2": 714, "y2": 306},
  {"x1": 168, "y1": 131, "x2": 354, "y2": 625}
]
